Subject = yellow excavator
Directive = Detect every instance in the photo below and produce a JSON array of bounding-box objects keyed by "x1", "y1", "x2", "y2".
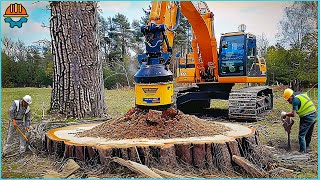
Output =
[{"x1": 134, "y1": 1, "x2": 273, "y2": 120}]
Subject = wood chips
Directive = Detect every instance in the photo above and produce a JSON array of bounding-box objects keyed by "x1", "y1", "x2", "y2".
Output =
[{"x1": 79, "y1": 107, "x2": 229, "y2": 139}]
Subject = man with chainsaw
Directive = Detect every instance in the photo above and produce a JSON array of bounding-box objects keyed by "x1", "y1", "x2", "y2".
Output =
[
  {"x1": 282, "y1": 88, "x2": 317, "y2": 153},
  {"x1": 3, "y1": 95, "x2": 32, "y2": 157}
]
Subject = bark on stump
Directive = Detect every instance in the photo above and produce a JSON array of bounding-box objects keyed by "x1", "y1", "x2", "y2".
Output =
[
  {"x1": 158, "y1": 144, "x2": 178, "y2": 167},
  {"x1": 46, "y1": 122, "x2": 262, "y2": 175}
]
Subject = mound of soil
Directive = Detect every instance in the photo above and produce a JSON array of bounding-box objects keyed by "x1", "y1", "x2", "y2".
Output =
[{"x1": 79, "y1": 107, "x2": 230, "y2": 140}]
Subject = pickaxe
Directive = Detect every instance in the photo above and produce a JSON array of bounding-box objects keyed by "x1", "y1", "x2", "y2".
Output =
[
  {"x1": 15, "y1": 124, "x2": 37, "y2": 154},
  {"x1": 2, "y1": 125, "x2": 36, "y2": 158}
]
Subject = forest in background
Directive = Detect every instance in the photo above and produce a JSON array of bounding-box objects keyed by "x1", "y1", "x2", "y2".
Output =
[{"x1": 1, "y1": 2, "x2": 318, "y2": 90}]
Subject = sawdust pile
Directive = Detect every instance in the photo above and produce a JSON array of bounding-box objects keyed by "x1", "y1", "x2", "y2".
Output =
[{"x1": 79, "y1": 107, "x2": 230, "y2": 139}]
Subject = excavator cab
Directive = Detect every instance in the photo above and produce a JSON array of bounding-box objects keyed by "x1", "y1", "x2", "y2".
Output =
[{"x1": 218, "y1": 32, "x2": 266, "y2": 78}]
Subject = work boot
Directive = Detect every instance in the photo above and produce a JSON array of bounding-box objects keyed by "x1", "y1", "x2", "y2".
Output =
[{"x1": 298, "y1": 150, "x2": 307, "y2": 154}]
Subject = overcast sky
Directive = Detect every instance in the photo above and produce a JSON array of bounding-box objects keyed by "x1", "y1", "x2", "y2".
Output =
[{"x1": 2, "y1": 1, "x2": 292, "y2": 46}]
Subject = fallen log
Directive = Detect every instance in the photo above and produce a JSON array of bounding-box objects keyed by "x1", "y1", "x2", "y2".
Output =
[
  {"x1": 42, "y1": 159, "x2": 80, "y2": 178},
  {"x1": 112, "y1": 157, "x2": 162, "y2": 178},
  {"x1": 232, "y1": 155, "x2": 266, "y2": 178},
  {"x1": 151, "y1": 168, "x2": 185, "y2": 178},
  {"x1": 68, "y1": 174, "x2": 77, "y2": 178},
  {"x1": 43, "y1": 170, "x2": 63, "y2": 178},
  {"x1": 60, "y1": 159, "x2": 80, "y2": 178}
]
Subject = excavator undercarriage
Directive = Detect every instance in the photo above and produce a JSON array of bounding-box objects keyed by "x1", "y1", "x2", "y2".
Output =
[
  {"x1": 228, "y1": 86, "x2": 273, "y2": 120},
  {"x1": 176, "y1": 84, "x2": 273, "y2": 120}
]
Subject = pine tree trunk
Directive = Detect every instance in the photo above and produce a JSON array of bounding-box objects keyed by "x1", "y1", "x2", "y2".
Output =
[{"x1": 50, "y1": 2, "x2": 106, "y2": 118}]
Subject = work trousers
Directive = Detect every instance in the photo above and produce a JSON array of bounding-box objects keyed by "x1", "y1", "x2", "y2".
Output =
[
  {"x1": 3, "y1": 119, "x2": 26, "y2": 154},
  {"x1": 299, "y1": 112, "x2": 317, "y2": 153}
]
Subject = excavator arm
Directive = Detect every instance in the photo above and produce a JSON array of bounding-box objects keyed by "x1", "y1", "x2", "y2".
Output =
[
  {"x1": 180, "y1": 2, "x2": 218, "y2": 81},
  {"x1": 134, "y1": 1, "x2": 218, "y2": 109},
  {"x1": 134, "y1": 1, "x2": 273, "y2": 120},
  {"x1": 148, "y1": 1, "x2": 180, "y2": 54}
]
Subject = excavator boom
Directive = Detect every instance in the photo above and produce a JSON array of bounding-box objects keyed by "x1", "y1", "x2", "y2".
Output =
[{"x1": 134, "y1": 1, "x2": 273, "y2": 120}]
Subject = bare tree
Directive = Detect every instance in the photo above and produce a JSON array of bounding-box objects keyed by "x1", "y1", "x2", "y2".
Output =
[
  {"x1": 277, "y1": 2, "x2": 318, "y2": 90},
  {"x1": 105, "y1": 58, "x2": 131, "y2": 88},
  {"x1": 278, "y1": 2, "x2": 317, "y2": 50},
  {"x1": 2, "y1": 37, "x2": 15, "y2": 56},
  {"x1": 2, "y1": 37, "x2": 28, "y2": 61},
  {"x1": 256, "y1": 33, "x2": 269, "y2": 57},
  {"x1": 50, "y1": 2, "x2": 106, "y2": 118}
]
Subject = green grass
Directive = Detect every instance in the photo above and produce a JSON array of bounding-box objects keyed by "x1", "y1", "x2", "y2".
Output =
[
  {"x1": 210, "y1": 99, "x2": 228, "y2": 109},
  {"x1": 261, "y1": 87, "x2": 318, "y2": 143},
  {"x1": 105, "y1": 88, "x2": 135, "y2": 117},
  {"x1": 1, "y1": 88, "x2": 136, "y2": 145},
  {"x1": 1, "y1": 88, "x2": 136, "y2": 178},
  {"x1": 259, "y1": 87, "x2": 318, "y2": 178},
  {"x1": 2, "y1": 88, "x2": 52, "y2": 123},
  {"x1": 2, "y1": 164, "x2": 35, "y2": 178},
  {"x1": 2, "y1": 88, "x2": 52, "y2": 150},
  {"x1": 1, "y1": 88, "x2": 52, "y2": 178},
  {"x1": 1, "y1": 87, "x2": 136, "y2": 122}
]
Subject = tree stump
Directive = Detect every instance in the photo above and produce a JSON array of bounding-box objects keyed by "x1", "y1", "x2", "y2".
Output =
[
  {"x1": 175, "y1": 143, "x2": 193, "y2": 165},
  {"x1": 46, "y1": 122, "x2": 261, "y2": 174},
  {"x1": 212, "y1": 143, "x2": 233, "y2": 172},
  {"x1": 192, "y1": 143, "x2": 206, "y2": 169},
  {"x1": 158, "y1": 144, "x2": 178, "y2": 167}
]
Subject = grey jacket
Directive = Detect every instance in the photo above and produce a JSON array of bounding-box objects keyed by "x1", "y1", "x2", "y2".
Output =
[{"x1": 8, "y1": 100, "x2": 31, "y2": 127}]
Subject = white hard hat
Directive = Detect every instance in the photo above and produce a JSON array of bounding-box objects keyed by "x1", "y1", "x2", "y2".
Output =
[{"x1": 23, "y1": 95, "x2": 32, "y2": 104}]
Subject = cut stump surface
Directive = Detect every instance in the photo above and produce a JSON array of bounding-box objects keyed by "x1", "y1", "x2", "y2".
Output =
[{"x1": 46, "y1": 121, "x2": 261, "y2": 172}]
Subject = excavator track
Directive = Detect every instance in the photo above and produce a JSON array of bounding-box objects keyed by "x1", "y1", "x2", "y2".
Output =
[{"x1": 228, "y1": 86, "x2": 273, "y2": 120}]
